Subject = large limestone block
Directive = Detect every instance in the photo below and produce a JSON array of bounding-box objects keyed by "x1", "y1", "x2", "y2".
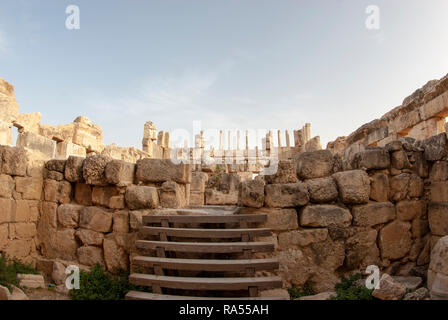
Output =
[
  {"x1": 12, "y1": 223, "x2": 36, "y2": 239},
  {"x1": 92, "y1": 186, "x2": 120, "y2": 208},
  {"x1": 430, "y1": 161, "x2": 448, "y2": 182},
  {"x1": 0, "y1": 198, "x2": 15, "y2": 223},
  {"x1": 0, "y1": 174, "x2": 14, "y2": 198},
  {"x1": 103, "y1": 235, "x2": 129, "y2": 274},
  {"x1": 240, "y1": 179, "x2": 265, "y2": 208},
  {"x1": 389, "y1": 173, "x2": 410, "y2": 201},
  {"x1": 75, "y1": 228, "x2": 104, "y2": 246},
  {"x1": 1, "y1": 146, "x2": 27, "y2": 176},
  {"x1": 77, "y1": 246, "x2": 105, "y2": 267},
  {"x1": 428, "y1": 203, "x2": 448, "y2": 236},
  {"x1": 135, "y1": 159, "x2": 191, "y2": 184},
  {"x1": 64, "y1": 156, "x2": 85, "y2": 182},
  {"x1": 113, "y1": 210, "x2": 129, "y2": 233},
  {"x1": 79, "y1": 206, "x2": 113, "y2": 233},
  {"x1": 396, "y1": 200, "x2": 426, "y2": 221},
  {"x1": 352, "y1": 202, "x2": 395, "y2": 227},
  {"x1": 265, "y1": 182, "x2": 309, "y2": 208},
  {"x1": 431, "y1": 182, "x2": 448, "y2": 203},
  {"x1": 391, "y1": 150, "x2": 411, "y2": 170},
  {"x1": 82, "y1": 154, "x2": 112, "y2": 186},
  {"x1": 105, "y1": 160, "x2": 135, "y2": 186},
  {"x1": 295, "y1": 150, "x2": 334, "y2": 179},
  {"x1": 345, "y1": 228, "x2": 379, "y2": 269},
  {"x1": 205, "y1": 173, "x2": 240, "y2": 205},
  {"x1": 16, "y1": 132, "x2": 54, "y2": 159},
  {"x1": 300, "y1": 205, "x2": 352, "y2": 228},
  {"x1": 45, "y1": 159, "x2": 66, "y2": 173},
  {"x1": 190, "y1": 172, "x2": 208, "y2": 193},
  {"x1": 49, "y1": 229, "x2": 78, "y2": 261},
  {"x1": 379, "y1": 220, "x2": 412, "y2": 260},
  {"x1": 278, "y1": 228, "x2": 328, "y2": 247},
  {"x1": 0, "y1": 224, "x2": 8, "y2": 249},
  {"x1": 306, "y1": 177, "x2": 338, "y2": 203},
  {"x1": 429, "y1": 237, "x2": 448, "y2": 298},
  {"x1": 277, "y1": 248, "x2": 313, "y2": 287},
  {"x1": 332, "y1": 170, "x2": 370, "y2": 204},
  {"x1": 372, "y1": 274, "x2": 406, "y2": 300},
  {"x1": 17, "y1": 274, "x2": 45, "y2": 289},
  {"x1": 423, "y1": 133, "x2": 448, "y2": 161},
  {"x1": 160, "y1": 181, "x2": 186, "y2": 208},
  {"x1": 15, "y1": 176, "x2": 43, "y2": 200},
  {"x1": 189, "y1": 192, "x2": 204, "y2": 206},
  {"x1": 57, "y1": 204, "x2": 84, "y2": 228},
  {"x1": 369, "y1": 173, "x2": 389, "y2": 202},
  {"x1": 43, "y1": 179, "x2": 71, "y2": 204},
  {"x1": 125, "y1": 185, "x2": 159, "y2": 210},
  {"x1": 74, "y1": 183, "x2": 92, "y2": 206},
  {"x1": 242, "y1": 208, "x2": 298, "y2": 231},
  {"x1": 354, "y1": 148, "x2": 390, "y2": 170},
  {"x1": 264, "y1": 160, "x2": 298, "y2": 184},
  {"x1": 409, "y1": 174, "x2": 424, "y2": 198}
]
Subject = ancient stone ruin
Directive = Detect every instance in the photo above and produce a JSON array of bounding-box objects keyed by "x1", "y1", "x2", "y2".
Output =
[{"x1": 1, "y1": 73, "x2": 448, "y2": 300}]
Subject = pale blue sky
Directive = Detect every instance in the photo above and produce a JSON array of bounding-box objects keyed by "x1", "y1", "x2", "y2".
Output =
[{"x1": 1, "y1": 0, "x2": 448, "y2": 149}]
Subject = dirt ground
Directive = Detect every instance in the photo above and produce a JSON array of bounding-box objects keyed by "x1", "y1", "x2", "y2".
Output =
[{"x1": 22, "y1": 287, "x2": 70, "y2": 300}]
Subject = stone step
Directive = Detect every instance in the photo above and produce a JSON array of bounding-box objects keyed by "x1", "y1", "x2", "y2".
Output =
[
  {"x1": 142, "y1": 214, "x2": 267, "y2": 225},
  {"x1": 129, "y1": 274, "x2": 283, "y2": 291},
  {"x1": 125, "y1": 291, "x2": 288, "y2": 300},
  {"x1": 140, "y1": 226, "x2": 272, "y2": 238},
  {"x1": 132, "y1": 256, "x2": 279, "y2": 272},
  {"x1": 136, "y1": 240, "x2": 275, "y2": 253}
]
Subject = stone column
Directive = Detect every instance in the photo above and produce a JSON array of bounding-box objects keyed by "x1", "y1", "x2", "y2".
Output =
[
  {"x1": 285, "y1": 130, "x2": 290, "y2": 147},
  {"x1": 219, "y1": 130, "x2": 223, "y2": 150},
  {"x1": 277, "y1": 130, "x2": 282, "y2": 148}
]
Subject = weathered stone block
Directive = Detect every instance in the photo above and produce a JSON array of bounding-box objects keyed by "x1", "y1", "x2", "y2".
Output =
[
  {"x1": 409, "y1": 174, "x2": 424, "y2": 198},
  {"x1": 295, "y1": 150, "x2": 334, "y2": 179},
  {"x1": 428, "y1": 203, "x2": 448, "y2": 236},
  {"x1": 396, "y1": 200, "x2": 426, "y2": 221},
  {"x1": 135, "y1": 159, "x2": 191, "y2": 184},
  {"x1": 1, "y1": 146, "x2": 27, "y2": 176},
  {"x1": 75, "y1": 228, "x2": 104, "y2": 246},
  {"x1": 77, "y1": 246, "x2": 105, "y2": 267},
  {"x1": 372, "y1": 274, "x2": 406, "y2": 300},
  {"x1": 0, "y1": 174, "x2": 14, "y2": 198},
  {"x1": 160, "y1": 181, "x2": 185, "y2": 208},
  {"x1": 242, "y1": 208, "x2": 298, "y2": 231},
  {"x1": 105, "y1": 160, "x2": 135, "y2": 186},
  {"x1": 379, "y1": 221, "x2": 412, "y2": 260},
  {"x1": 389, "y1": 173, "x2": 410, "y2": 202},
  {"x1": 43, "y1": 179, "x2": 71, "y2": 204},
  {"x1": 430, "y1": 182, "x2": 448, "y2": 202},
  {"x1": 65, "y1": 156, "x2": 84, "y2": 183},
  {"x1": 430, "y1": 161, "x2": 448, "y2": 182},
  {"x1": 332, "y1": 170, "x2": 370, "y2": 204},
  {"x1": 352, "y1": 202, "x2": 395, "y2": 227},
  {"x1": 103, "y1": 235, "x2": 129, "y2": 274},
  {"x1": 44, "y1": 170, "x2": 64, "y2": 181},
  {"x1": 0, "y1": 198, "x2": 15, "y2": 223},
  {"x1": 369, "y1": 173, "x2": 389, "y2": 202},
  {"x1": 240, "y1": 179, "x2": 265, "y2": 208},
  {"x1": 300, "y1": 205, "x2": 352, "y2": 228},
  {"x1": 125, "y1": 185, "x2": 159, "y2": 210},
  {"x1": 57, "y1": 204, "x2": 83, "y2": 228},
  {"x1": 423, "y1": 133, "x2": 448, "y2": 161},
  {"x1": 83, "y1": 154, "x2": 112, "y2": 186},
  {"x1": 109, "y1": 195, "x2": 125, "y2": 209},
  {"x1": 12, "y1": 223, "x2": 37, "y2": 239},
  {"x1": 45, "y1": 159, "x2": 66, "y2": 173},
  {"x1": 306, "y1": 177, "x2": 338, "y2": 203},
  {"x1": 265, "y1": 160, "x2": 298, "y2": 184},
  {"x1": 354, "y1": 148, "x2": 390, "y2": 170},
  {"x1": 92, "y1": 186, "x2": 120, "y2": 208},
  {"x1": 15, "y1": 176, "x2": 43, "y2": 200},
  {"x1": 265, "y1": 183, "x2": 309, "y2": 208},
  {"x1": 190, "y1": 172, "x2": 208, "y2": 193},
  {"x1": 278, "y1": 229, "x2": 328, "y2": 247},
  {"x1": 79, "y1": 206, "x2": 113, "y2": 233},
  {"x1": 345, "y1": 228, "x2": 379, "y2": 269},
  {"x1": 113, "y1": 210, "x2": 129, "y2": 233},
  {"x1": 189, "y1": 192, "x2": 204, "y2": 206},
  {"x1": 391, "y1": 150, "x2": 411, "y2": 170},
  {"x1": 74, "y1": 183, "x2": 92, "y2": 206}
]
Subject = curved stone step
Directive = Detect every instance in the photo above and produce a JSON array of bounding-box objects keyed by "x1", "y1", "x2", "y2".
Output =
[
  {"x1": 142, "y1": 214, "x2": 267, "y2": 225},
  {"x1": 129, "y1": 274, "x2": 283, "y2": 291},
  {"x1": 140, "y1": 226, "x2": 272, "y2": 238},
  {"x1": 132, "y1": 256, "x2": 279, "y2": 272},
  {"x1": 125, "y1": 291, "x2": 288, "y2": 300},
  {"x1": 136, "y1": 240, "x2": 275, "y2": 253}
]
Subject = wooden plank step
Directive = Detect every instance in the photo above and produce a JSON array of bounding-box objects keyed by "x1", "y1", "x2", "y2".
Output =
[
  {"x1": 136, "y1": 240, "x2": 274, "y2": 253},
  {"x1": 132, "y1": 256, "x2": 279, "y2": 272},
  {"x1": 129, "y1": 274, "x2": 282, "y2": 291},
  {"x1": 140, "y1": 227, "x2": 272, "y2": 238},
  {"x1": 126, "y1": 291, "x2": 288, "y2": 300},
  {"x1": 142, "y1": 214, "x2": 267, "y2": 225}
]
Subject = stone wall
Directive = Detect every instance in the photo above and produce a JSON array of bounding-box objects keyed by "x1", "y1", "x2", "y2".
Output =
[{"x1": 34, "y1": 156, "x2": 191, "y2": 277}]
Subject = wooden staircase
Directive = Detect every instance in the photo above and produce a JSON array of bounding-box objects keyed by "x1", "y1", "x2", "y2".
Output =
[{"x1": 126, "y1": 206, "x2": 284, "y2": 300}]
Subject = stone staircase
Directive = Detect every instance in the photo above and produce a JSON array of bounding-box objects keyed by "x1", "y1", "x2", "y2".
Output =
[{"x1": 126, "y1": 206, "x2": 285, "y2": 300}]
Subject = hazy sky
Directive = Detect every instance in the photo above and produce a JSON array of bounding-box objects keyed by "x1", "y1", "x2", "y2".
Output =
[{"x1": 1, "y1": 0, "x2": 448, "y2": 149}]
